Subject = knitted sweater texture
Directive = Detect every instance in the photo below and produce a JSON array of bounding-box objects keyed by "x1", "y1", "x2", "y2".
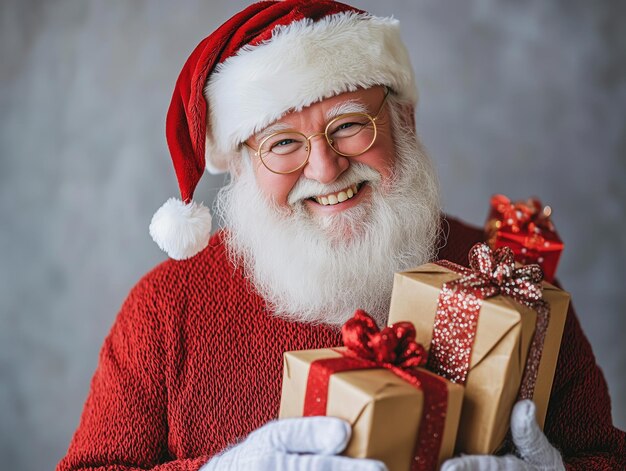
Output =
[{"x1": 57, "y1": 217, "x2": 625, "y2": 470}]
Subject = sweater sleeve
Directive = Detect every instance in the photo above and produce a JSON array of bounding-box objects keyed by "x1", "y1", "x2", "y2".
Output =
[
  {"x1": 544, "y1": 302, "x2": 626, "y2": 470},
  {"x1": 56, "y1": 276, "x2": 210, "y2": 471}
]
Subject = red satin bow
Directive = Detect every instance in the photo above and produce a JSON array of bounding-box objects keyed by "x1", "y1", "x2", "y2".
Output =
[
  {"x1": 324, "y1": 310, "x2": 446, "y2": 471},
  {"x1": 491, "y1": 194, "x2": 554, "y2": 234},
  {"x1": 342, "y1": 309, "x2": 427, "y2": 369},
  {"x1": 302, "y1": 310, "x2": 445, "y2": 470},
  {"x1": 456, "y1": 243, "x2": 544, "y2": 306}
]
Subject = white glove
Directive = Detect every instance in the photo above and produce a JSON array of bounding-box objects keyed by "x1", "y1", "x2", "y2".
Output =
[
  {"x1": 200, "y1": 416, "x2": 388, "y2": 471},
  {"x1": 441, "y1": 400, "x2": 565, "y2": 471}
]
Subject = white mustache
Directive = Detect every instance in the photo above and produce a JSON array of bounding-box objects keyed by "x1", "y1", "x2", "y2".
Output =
[{"x1": 286, "y1": 162, "x2": 382, "y2": 205}]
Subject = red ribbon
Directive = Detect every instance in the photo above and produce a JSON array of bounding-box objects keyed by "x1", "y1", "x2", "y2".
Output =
[
  {"x1": 490, "y1": 194, "x2": 554, "y2": 235},
  {"x1": 428, "y1": 243, "x2": 549, "y2": 403},
  {"x1": 303, "y1": 310, "x2": 448, "y2": 471},
  {"x1": 486, "y1": 195, "x2": 563, "y2": 282}
]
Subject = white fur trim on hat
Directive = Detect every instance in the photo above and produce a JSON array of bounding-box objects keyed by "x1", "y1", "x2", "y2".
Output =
[
  {"x1": 204, "y1": 11, "x2": 417, "y2": 173},
  {"x1": 149, "y1": 198, "x2": 212, "y2": 260},
  {"x1": 203, "y1": 136, "x2": 234, "y2": 174}
]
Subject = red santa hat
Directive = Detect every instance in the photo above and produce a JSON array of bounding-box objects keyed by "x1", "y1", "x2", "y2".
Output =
[{"x1": 150, "y1": 0, "x2": 417, "y2": 260}]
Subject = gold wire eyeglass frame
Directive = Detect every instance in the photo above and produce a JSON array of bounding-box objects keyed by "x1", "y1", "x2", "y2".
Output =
[{"x1": 244, "y1": 88, "x2": 390, "y2": 175}]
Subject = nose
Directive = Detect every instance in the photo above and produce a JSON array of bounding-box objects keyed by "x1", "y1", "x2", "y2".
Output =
[{"x1": 302, "y1": 133, "x2": 349, "y2": 184}]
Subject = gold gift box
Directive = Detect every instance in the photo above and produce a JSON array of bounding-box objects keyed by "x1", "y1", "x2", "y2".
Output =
[
  {"x1": 279, "y1": 348, "x2": 464, "y2": 471},
  {"x1": 388, "y1": 263, "x2": 570, "y2": 455}
]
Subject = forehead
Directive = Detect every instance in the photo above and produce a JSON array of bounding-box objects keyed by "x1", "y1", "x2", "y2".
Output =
[{"x1": 253, "y1": 86, "x2": 385, "y2": 138}]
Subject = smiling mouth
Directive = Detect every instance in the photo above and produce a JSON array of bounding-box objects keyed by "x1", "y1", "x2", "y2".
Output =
[{"x1": 309, "y1": 182, "x2": 366, "y2": 206}]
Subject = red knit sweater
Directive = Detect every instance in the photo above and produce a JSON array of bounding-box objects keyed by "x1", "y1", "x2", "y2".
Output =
[{"x1": 57, "y1": 217, "x2": 625, "y2": 470}]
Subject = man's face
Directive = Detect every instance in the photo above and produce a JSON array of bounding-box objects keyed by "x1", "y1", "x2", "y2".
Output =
[
  {"x1": 246, "y1": 86, "x2": 395, "y2": 232},
  {"x1": 218, "y1": 86, "x2": 440, "y2": 326}
]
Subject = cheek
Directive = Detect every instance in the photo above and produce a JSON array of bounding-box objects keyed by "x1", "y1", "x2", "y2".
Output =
[
  {"x1": 253, "y1": 165, "x2": 300, "y2": 206},
  {"x1": 355, "y1": 132, "x2": 396, "y2": 181}
]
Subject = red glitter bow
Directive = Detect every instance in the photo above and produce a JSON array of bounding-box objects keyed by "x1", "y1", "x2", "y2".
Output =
[
  {"x1": 455, "y1": 243, "x2": 544, "y2": 306},
  {"x1": 304, "y1": 310, "x2": 447, "y2": 471},
  {"x1": 490, "y1": 194, "x2": 554, "y2": 234}
]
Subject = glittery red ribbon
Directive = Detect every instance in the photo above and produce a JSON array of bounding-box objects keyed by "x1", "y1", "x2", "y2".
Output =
[
  {"x1": 428, "y1": 243, "x2": 550, "y2": 402},
  {"x1": 489, "y1": 194, "x2": 555, "y2": 235},
  {"x1": 303, "y1": 310, "x2": 448, "y2": 471},
  {"x1": 485, "y1": 195, "x2": 563, "y2": 282}
]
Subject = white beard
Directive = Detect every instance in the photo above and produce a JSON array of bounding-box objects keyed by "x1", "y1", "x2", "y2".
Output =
[{"x1": 215, "y1": 109, "x2": 441, "y2": 327}]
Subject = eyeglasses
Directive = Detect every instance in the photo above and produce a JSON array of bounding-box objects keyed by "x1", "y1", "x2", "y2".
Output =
[{"x1": 245, "y1": 89, "x2": 390, "y2": 175}]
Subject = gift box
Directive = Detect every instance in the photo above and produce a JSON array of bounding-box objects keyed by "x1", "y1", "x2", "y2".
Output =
[
  {"x1": 388, "y1": 244, "x2": 570, "y2": 455},
  {"x1": 279, "y1": 312, "x2": 464, "y2": 471},
  {"x1": 485, "y1": 194, "x2": 563, "y2": 283}
]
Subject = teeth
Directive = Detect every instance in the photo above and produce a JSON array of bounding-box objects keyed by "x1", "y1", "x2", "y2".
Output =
[{"x1": 314, "y1": 183, "x2": 363, "y2": 206}]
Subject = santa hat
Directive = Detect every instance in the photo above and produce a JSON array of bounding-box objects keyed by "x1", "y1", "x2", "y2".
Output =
[{"x1": 150, "y1": 0, "x2": 417, "y2": 260}]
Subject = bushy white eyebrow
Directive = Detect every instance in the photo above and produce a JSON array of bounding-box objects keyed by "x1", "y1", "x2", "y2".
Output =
[
  {"x1": 253, "y1": 122, "x2": 293, "y2": 142},
  {"x1": 252, "y1": 99, "x2": 369, "y2": 143},
  {"x1": 325, "y1": 99, "x2": 369, "y2": 120}
]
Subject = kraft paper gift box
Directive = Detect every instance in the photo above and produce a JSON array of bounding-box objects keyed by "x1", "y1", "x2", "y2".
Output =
[
  {"x1": 279, "y1": 347, "x2": 464, "y2": 471},
  {"x1": 388, "y1": 261, "x2": 570, "y2": 455}
]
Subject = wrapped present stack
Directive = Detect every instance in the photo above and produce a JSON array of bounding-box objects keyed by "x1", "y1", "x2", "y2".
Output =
[
  {"x1": 280, "y1": 310, "x2": 464, "y2": 471},
  {"x1": 389, "y1": 243, "x2": 570, "y2": 454},
  {"x1": 485, "y1": 194, "x2": 563, "y2": 282},
  {"x1": 280, "y1": 242, "x2": 570, "y2": 468}
]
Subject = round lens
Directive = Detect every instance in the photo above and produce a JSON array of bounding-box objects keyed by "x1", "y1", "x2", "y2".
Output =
[
  {"x1": 259, "y1": 132, "x2": 309, "y2": 174},
  {"x1": 326, "y1": 113, "x2": 376, "y2": 156}
]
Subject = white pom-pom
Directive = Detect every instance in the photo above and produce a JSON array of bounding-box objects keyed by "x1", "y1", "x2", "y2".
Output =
[{"x1": 149, "y1": 198, "x2": 212, "y2": 260}]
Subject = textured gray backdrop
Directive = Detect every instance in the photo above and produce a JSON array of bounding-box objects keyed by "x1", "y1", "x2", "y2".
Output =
[{"x1": 1, "y1": 1, "x2": 624, "y2": 470}]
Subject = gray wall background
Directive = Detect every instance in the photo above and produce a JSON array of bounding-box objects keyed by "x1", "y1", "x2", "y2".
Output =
[{"x1": 1, "y1": 1, "x2": 624, "y2": 470}]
